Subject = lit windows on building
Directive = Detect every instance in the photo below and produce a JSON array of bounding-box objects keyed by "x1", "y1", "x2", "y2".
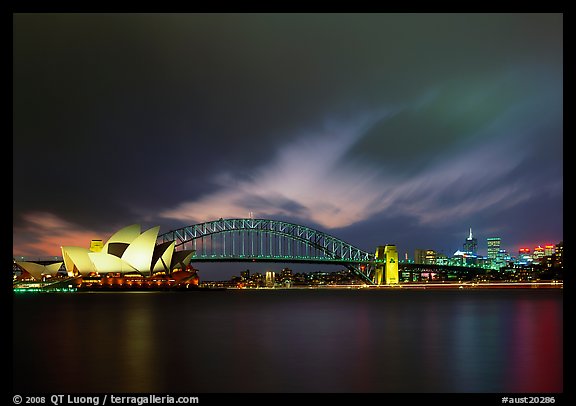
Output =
[
  {"x1": 554, "y1": 242, "x2": 563, "y2": 268},
  {"x1": 265, "y1": 271, "x2": 276, "y2": 288},
  {"x1": 533, "y1": 246, "x2": 545, "y2": 264},
  {"x1": 517, "y1": 248, "x2": 532, "y2": 265},
  {"x1": 452, "y1": 250, "x2": 478, "y2": 266},
  {"x1": 414, "y1": 249, "x2": 427, "y2": 265},
  {"x1": 280, "y1": 268, "x2": 293, "y2": 278},
  {"x1": 497, "y1": 249, "x2": 510, "y2": 263},
  {"x1": 487, "y1": 237, "x2": 501, "y2": 260},
  {"x1": 435, "y1": 252, "x2": 448, "y2": 266},
  {"x1": 424, "y1": 250, "x2": 435, "y2": 265}
]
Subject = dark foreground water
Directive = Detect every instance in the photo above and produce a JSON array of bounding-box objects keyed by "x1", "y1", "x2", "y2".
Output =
[{"x1": 13, "y1": 289, "x2": 562, "y2": 393}]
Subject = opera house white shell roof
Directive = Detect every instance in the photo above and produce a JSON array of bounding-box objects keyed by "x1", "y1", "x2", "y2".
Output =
[
  {"x1": 14, "y1": 261, "x2": 63, "y2": 281},
  {"x1": 61, "y1": 224, "x2": 194, "y2": 277}
]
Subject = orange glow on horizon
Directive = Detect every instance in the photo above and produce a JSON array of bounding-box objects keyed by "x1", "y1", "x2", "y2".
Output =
[{"x1": 13, "y1": 212, "x2": 108, "y2": 257}]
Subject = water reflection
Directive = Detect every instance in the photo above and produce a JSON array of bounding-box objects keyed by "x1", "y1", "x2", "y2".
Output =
[
  {"x1": 13, "y1": 289, "x2": 562, "y2": 393},
  {"x1": 119, "y1": 295, "x2": 160, "y2": 392},
  {"x1": 507, "y1": 298, "x2": 563, "y2": 392}
]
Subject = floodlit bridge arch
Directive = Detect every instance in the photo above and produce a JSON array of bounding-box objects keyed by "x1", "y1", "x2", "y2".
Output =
[{"x1": 157, "y1": 218, "x2": 375, "y2": 282}]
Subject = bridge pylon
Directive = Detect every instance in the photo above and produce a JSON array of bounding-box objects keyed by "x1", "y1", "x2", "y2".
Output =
[
  {"x1": 373, "y1": 244, "x2": 399, "y2": 285},
  {"x1": 374, "y1": 246, "x2": 385, "y2": 285}
]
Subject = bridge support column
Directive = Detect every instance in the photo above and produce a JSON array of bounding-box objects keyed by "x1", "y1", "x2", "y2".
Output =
[
  {"x1": 374, "y1": 245, "x2": 399, "y2": 285},
  {"x1": 384, "y1": 245, "x2": 399, "y2": 284},
  {"x1": 374, "y1": 246, "x2": 385, "y2": 285}
]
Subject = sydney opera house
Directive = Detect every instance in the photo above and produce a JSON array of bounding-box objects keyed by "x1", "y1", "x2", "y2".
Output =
[
  {"x1": 15, "y1": 224, "x2": 198, "y2": 290},
  {"x1": 61, "y1": 224, "x2": 194, "y2": 277}
]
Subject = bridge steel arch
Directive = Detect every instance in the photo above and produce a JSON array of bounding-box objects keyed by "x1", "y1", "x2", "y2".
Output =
[{"x1": 157, "y1": 218, "x2": 375, "y2": 282}]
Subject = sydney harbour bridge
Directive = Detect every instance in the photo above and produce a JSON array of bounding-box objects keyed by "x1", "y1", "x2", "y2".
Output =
[{"x1": 157, "y1": 218, "x2": 479, "y2": 285}]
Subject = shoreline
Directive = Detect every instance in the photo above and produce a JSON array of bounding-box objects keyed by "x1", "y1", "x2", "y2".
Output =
[
  {"x1": 13, "y1": 281, "x2": 563, "y2": 293},
  {"x1": 225, "y1": 282, "x2": 563, "y2": 290}
]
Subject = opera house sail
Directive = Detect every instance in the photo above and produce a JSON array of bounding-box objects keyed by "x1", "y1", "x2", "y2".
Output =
[{"x1": 61, "y1": 224, "x2": 194, "y2": 277}]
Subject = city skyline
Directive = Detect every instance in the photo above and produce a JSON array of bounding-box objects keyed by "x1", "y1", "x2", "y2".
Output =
[
  {"x1": 14, "y1": 221, "x2": 562, "y2": 281},
  {"x1": 13, "y1": 13, "x2": 563, "y2": 279}
]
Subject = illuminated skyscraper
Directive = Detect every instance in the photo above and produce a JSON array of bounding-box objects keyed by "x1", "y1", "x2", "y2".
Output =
[
  {"x1": 487, "y1": 237, "x2": 501, "y2": 260},
  {"x1": 533, "y1": 246, "x2": 545, "y2": 263},
  {"x1": 463, "y1": 227, "x2": 478, "y2": 255}
]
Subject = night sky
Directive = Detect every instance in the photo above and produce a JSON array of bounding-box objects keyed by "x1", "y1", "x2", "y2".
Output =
[{"x1": 13, "y1": 13, "x2": 563, "y2": 279}]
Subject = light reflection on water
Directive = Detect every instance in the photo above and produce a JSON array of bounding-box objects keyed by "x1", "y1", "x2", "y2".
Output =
[{"x1": 13, "y1": 289, "x2": 562, "y2": 393}]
